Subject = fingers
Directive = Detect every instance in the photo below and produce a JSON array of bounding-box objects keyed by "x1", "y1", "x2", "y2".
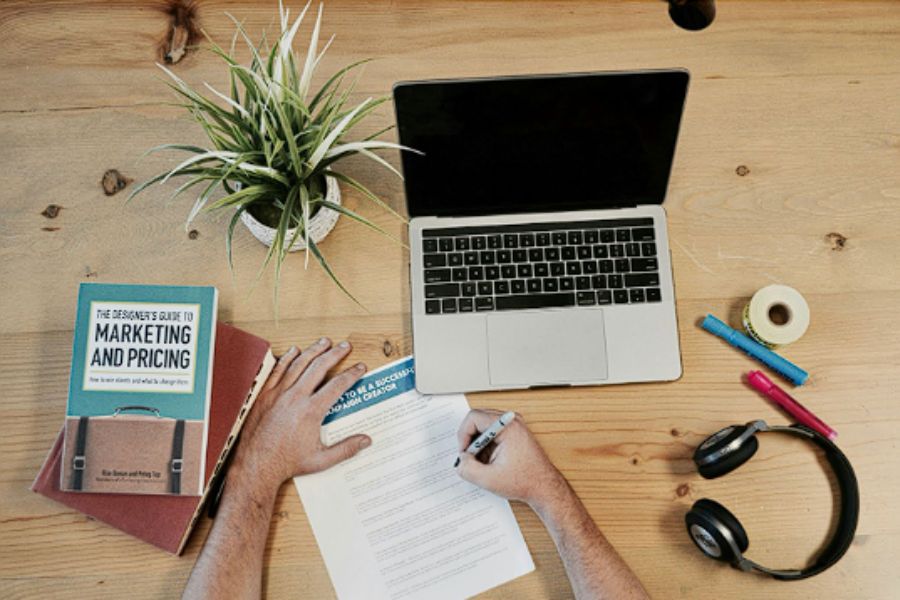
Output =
[
  {"x1": 314, "y1": 434, "x2": 372, "y2": 471},
  {"x1": 262, "y1": 345, "x2": 299, "y2": 392},
  {"x1": 280, "y1": 338, "x2": 333, "y2": 391},
  {"x1": 456, "y1": 409, "x2": 503, "y2": 451},
  {"x1": 290, "y1": 340, "x2": 353, "y2": 396},
  {"x1": 455, "y1": 453, "x2": 495, "y2": 490},
  {"x1": 311, "y1": 362, "x2": 367, "y2": 418}
]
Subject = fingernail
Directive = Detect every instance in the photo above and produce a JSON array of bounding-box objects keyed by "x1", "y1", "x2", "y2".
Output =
[
  {"x1": 355, "y1": 362, "x2": 366, "y2": 372},
  {"x1": 339, "y1": 341, "x2": 350, "y2": 349},
  {"x1": 287, "y1": 345, "x2": 298, "y2": 354},
  {"x1": 360, "y1": 437, "x2": 372, "y2": 449},
  {"x1": 318, "y1": 337, "x2": 329, "y2": 345},
  {"x1": 453, "y1": 457, "x2": 460, "y2": 468}
]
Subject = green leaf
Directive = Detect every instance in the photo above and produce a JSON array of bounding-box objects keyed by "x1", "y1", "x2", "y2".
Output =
[
  {"x1": 308, "y1": 58, "x2": 371, "y2": 111},
  {"x1": 226, "y1": 205, "x2": 247, "y2": 274},
  {"x1": 325, "y1": 170, "x2": 408, "y2": 224},
  {"x1": 296, "y1": 3, "x2": 323, "y2": 101},
  {"x1": 307, "y1": 238, "x2": 365, "y2": 310},
  {"x1": 297, "y1": 184, "x2": 311, "y2": 267},
  {"x1": 205, "y1": 183, "x2": 279, "y2": 211},
  {"x1": 138, "y1": 6, "x2": 415, "y2": 313},
  {"x1": 169, "y1": 174, "x2": 216, "y2": 208},
  {"x1": 317, "y1": 199, "x2": 407, "y2": 249},
  {"x1": 141, "y1": 143, "x2": 209, "y2": 158},
  {"x1": 307, "y1": 99, "x2": 371, "y2": 171},
  {"x1": 126, "y1": 167, "x2": 207, "y2": 204},
  {"x1": 341, "y1": 95, "x2": 390, "y2": 133},
  {"x1": 260, "y1": 186, "x2": 300, "y2": 316},
  {"x1": 362, "y1": 124, "x2": 395, "y2": 142},
  {"x1": 224, "y1": 12, "x2": 266, "y2": 70}
]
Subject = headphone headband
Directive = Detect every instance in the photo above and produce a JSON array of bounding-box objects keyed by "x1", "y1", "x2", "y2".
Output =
[{"x1": 686, "y1": 420, "x2": 859, "y2": 581}]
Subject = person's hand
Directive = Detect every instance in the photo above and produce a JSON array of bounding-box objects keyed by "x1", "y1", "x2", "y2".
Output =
[
  {"x1": 234, "y1": 338, "x2": 371, "y2": 492},
  {"x1": 455, "y1": 409, "x2": 567, "y2": 510}
]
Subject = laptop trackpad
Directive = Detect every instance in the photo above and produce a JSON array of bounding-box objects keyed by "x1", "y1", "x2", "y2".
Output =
[{"x1": 486, "y1": 310, "x2": 608, "y2": 386}]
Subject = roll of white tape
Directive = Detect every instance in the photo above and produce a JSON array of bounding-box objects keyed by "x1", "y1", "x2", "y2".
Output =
[{"x1": 742, "y1": 285, "x2": 810, "y2": 348}]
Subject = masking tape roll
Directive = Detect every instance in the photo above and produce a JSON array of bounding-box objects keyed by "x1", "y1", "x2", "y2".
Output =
[{"x1": 742, "y1": 285, "x2": 810, "y2": 348}]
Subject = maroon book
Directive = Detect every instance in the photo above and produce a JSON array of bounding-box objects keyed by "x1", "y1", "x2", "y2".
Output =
[{"x1": 31, "y1": 322, "x2": 275, "y2": 554}]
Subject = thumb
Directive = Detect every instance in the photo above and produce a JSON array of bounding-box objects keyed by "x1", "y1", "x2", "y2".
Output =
[
  {"x1": 455, "y1": 453, "x2": 494, "y2": 489},
  {"x1": 316, "y1": 434, "x2": 372, "y2": 470}
]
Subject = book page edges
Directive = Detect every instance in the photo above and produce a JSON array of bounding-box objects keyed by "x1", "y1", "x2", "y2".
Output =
[
  {"x1": 175, "y1": 349, "x2": 276, "y2": 554},
  {"x1": 196, "y1": 288, "x2": 219, "y2": 494}
]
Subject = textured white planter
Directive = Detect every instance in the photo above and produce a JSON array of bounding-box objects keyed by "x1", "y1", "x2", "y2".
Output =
[{"x1": 239, "y1": 175, "x2": 341, "y2": 251}]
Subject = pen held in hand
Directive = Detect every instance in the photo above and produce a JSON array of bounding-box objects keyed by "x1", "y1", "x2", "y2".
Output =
[{"x1": 454, "y1": 411, "x2": 516, "y2": 467}]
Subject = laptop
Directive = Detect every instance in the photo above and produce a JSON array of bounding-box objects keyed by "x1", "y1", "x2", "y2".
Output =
[{"x1": 394, "y1": 69, "x2": 689, "y2": 394}]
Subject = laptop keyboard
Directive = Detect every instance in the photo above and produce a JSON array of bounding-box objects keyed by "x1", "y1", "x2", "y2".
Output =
[{"x1": 421, "y1": 218, "x2": 662, "y2": 314}]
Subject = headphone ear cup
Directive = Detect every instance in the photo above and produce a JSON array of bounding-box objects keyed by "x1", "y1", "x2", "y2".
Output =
[
  {"x1": 696, "y1": 434, "x2": 759, "y2": 479},
  {"x1": 685, "y1": 499, "x2": 749, "y2": 563},
  {"x1": 692, "y1": 499, "x2": 749, "y2": 552}
]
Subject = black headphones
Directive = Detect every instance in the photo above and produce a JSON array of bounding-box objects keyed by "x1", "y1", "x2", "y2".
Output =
[{"x1": 685, "y1": 420, "x2": 859, "y2": 580}]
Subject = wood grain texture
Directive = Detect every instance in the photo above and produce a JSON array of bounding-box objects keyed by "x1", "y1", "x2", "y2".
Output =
[{"x1": 1, "y1": 1, "x2": 899, "y2": 598}]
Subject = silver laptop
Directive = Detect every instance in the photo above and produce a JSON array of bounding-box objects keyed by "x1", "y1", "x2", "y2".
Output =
[{"x1": 394, "y1": 69, "x2": 688, "y2": 394}]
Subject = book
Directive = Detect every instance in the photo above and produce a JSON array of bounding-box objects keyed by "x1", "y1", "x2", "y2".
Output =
[
  {"x1": 61, "y1": 283, "x2": 218, "y2": 496},
  {"x1": 32, "y1": 322, "x2": 276, "y2": 554}
]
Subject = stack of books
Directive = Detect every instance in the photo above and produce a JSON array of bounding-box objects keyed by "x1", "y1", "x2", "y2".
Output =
[{"x1": 31, "y1": 283, "x2": 275, "y2": 554}]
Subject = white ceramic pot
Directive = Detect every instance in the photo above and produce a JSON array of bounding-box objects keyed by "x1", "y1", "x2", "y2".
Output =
[{"x1": 239, "y1": 175, "x2": 341, "y2": 251}]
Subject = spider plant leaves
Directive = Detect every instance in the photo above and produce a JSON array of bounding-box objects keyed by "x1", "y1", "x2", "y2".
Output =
[
  {"x1": 325, "y1": 170, "x2": 408, "y2": 224},
  {"x1": 322, "y1": 140, "x2": 418, "y2": 178},
  {"x1": 126, "y1": 167, "x2": 206, "y2": 204},
  {"x1": 170, "y1": 174, "x2": 216, "y2": 209},
  {"x1": 160, "y1": 150, "x2": 237, "y2": 184},
  {"x1": 349, "y1": 148, "x2": 403, "y2": 180},
  {"x1": 297, "y1": 2, "x2": 322, "y2": 101},
  {"x1": 307, "y1": 98, "x2": 371, "y2": 171},
  {"x1": 224, "y1": 12, "x2": 267, "y2": 75},
  {"x1": 131, "y1": 2, "x2": 417, "y2": 308},
  {"x1": 185, "y1": 177, "x2": 223, "y2": 228},
  {"x1": 142, "y1": 143, "x2": 210, "y2": 158},
  {"x1": 203, "y1": 82, "x2": 250, "y2": 119},
  {"x1": 317, "y1": 199, "x2": 406, "y2": 249},
  {"x1": 269, "y1": 186, "x2": 300, "y2": 313},
  {"x1": 363, "y1": 124, "x2": 396, "y2": 142},
  {"x1": 278, "y1": 1, "x2": 312, "y2": 89},
  {"x1": 308, "y1": 58, "x2": 372, "y2": 112},
  {"x1": 205, "y1": 183, "x2": 280, "y2": 212},
  {"x1": 339, "y1": 95, "x2": 390, "y2": 132},
  {"x1": 307, "y1": 237, "x2": 363, "y2": 310},
  {"x1": 225, "y1": 204, "x2": 248, "y2": 272},
  {"x1": 268, "y1": 94, "x2": 304, "y2": 179},
  {"x1": 298, "y1": 184, "x2": 311, "y2": 268}
]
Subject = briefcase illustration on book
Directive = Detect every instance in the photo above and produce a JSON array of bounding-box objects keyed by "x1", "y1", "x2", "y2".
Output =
[{"x1": 62, "y1": 406, "x2": 203, "y2": 495}]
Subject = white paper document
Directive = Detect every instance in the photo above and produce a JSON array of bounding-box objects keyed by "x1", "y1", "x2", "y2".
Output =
[{"x1": 294, "y1": 357, "x2": 534, "y2": 600}]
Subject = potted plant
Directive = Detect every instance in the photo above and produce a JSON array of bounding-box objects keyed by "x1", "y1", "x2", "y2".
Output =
[{"x1": 129, "y1": 1, "x2": 414, "y2": 302}]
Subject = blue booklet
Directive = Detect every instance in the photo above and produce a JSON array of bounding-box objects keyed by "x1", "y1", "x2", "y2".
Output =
[{"x1": 61, "y1": 283, "x2": 218, "y2": 496}]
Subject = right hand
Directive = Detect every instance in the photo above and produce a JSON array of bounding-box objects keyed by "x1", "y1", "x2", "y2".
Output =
[{"x1": 455, "y1": 409, "x2": 567, "y2": 509}]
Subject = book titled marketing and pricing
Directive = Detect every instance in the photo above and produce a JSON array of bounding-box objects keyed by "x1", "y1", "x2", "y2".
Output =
[{"x1": 61, "y1": 283, "x2": 217, "y2": 496}]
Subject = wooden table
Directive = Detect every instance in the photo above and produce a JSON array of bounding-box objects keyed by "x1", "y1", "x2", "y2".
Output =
[{"x1": 2, "y1": 1, "x2": 898, "y2": 598}]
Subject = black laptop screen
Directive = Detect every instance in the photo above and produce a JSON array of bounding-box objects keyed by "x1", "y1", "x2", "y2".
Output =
[{"x1": 393, "y1": 70, "x2": 689, "y2": 218}]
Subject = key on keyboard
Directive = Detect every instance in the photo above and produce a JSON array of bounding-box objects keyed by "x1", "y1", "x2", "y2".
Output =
[{"x1": 420, "y1": 217, "x2": 661, "y2": 313}]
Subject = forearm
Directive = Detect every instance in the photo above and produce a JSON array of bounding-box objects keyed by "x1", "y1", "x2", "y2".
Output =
[
  {"x1": 183, "y1": 452, "x2": 281, "y2": 600},
  {"x1": 532, "y1": 476, "x2": 649, "y2": 600}
]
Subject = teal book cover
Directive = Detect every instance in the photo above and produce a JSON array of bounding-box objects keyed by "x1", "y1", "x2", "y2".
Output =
[{"x1": 60, "y1": 283, "x2": 218, "y2": 496}]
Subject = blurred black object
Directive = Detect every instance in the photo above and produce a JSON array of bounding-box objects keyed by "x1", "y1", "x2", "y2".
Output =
[{"x1": 668, "y1": 0, "x2": 716, "y2": 31}]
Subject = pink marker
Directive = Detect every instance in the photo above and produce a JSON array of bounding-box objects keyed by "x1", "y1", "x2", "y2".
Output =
[{"x1": 747, "y1": 370, "x2": 838, "y2": 440}]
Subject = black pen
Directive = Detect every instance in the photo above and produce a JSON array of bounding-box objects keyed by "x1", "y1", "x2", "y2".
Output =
[{"x1": 207, "y1": 432, "x2": 240, "y2": 519}]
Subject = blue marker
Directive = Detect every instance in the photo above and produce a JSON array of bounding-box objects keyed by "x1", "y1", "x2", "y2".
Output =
[{"x1": 701, "y1": 314, "x2": 809, "y2": 386}]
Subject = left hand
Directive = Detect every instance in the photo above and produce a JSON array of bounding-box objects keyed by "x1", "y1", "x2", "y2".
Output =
[{"x1": 233, "y1": 338, "x2": 371, "y2": 491}]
